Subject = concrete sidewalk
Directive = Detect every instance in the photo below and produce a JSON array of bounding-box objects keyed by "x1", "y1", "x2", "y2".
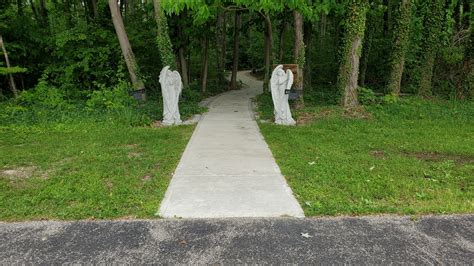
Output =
[
  {"x1": 158, "y1": 71, "x2": 303, "y2": 218},
  {"x1": 1, "y1": 215, "x2": 473, "y2": 264}
]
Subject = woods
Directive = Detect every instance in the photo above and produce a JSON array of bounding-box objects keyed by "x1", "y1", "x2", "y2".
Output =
[{"x1": 0, "y1": 0, "x2": 472, "y2": 113}]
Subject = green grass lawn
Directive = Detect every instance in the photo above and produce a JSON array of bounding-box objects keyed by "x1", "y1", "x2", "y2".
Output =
[
  {"x1": 0, "y1": 93, "x2": 203, "y2": 221},
  {"x1": 257, "y1": 94, "x2": 474, "y2": 216},
  {"x1": 0, "y1": 123, "x2": 194, "y2": 221}
]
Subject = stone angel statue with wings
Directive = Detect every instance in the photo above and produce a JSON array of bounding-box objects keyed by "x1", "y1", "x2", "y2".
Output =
[
  {"x1": 270, "y1": 65, "x2": 296, "y2": 125},
  {"x1": 159, "y1": 66, "x2": 183, "y2": 125}
]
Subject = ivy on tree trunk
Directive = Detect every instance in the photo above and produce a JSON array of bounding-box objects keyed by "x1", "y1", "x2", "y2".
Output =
[
  {"x1": 387, "y1": 0, "x2": 413, "y2": 96},
  {"x1": 336, "y1": 0, "x2": 369, "y2": 108},
  {"x1": 418, "y1": 0, "x2": 445, "y2": 96},
  {"x1": 153, "y1": 0, "x2": 176, "y2": 70}
]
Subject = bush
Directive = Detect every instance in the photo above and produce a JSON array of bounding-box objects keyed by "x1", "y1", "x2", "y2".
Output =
[
  {"x1": 357, "y1": 86, "x2": 377, "y2": 105},
  {"x1": 382, "y1": 93, "x2": 400, "y2": 104},
  {"x1": 86, "y1": 81, "x2": 136, "y2": 111},
  {"x1": 16, "y1": 79, "x2": 70, "y2": 109},
  {"x1": 181, "y1": 82, "x2": 202, "y2": 103}
]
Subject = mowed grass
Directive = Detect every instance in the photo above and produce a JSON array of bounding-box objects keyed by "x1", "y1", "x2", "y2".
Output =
[
  {"x1": 0, "y1": 123, "x2": 194, "y2": 221},
  {"x1": 257, "y1": 94, "x2": 474, "y2": 216}
]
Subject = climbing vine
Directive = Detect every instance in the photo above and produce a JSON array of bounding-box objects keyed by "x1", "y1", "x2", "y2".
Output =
[
  {"x1": 417, "y1": 0, "x2": 445, "y2": 96},
  {"x1": 387, "y1": 0, "x2": 413, "y2": 95},
  {"x1": 336, "y1": 0, "x2": 369, "y2": 107},
  {"x1": 155, "y1": 8, "x2": 176, "y2": 70}
]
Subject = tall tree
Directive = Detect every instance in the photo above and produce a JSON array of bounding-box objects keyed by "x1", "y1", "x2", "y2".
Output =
[
  {"x1": 177, "y1": 11, "x2": 189, "y2": 87},
  {"x1": 0, "y1": 35, "x2": 18, "y2": 97},
  {"x1": 216, "y1": 10, "x2": 226, "y2": 86},
  {"x1": 38, "y1": 0, "x2": 48, "y2": 26},
  {"x1": 359, "y1": 5, "x2": 377, "y2": 86},
  {"x1": 262, "y1": 12, "x2": 273, "y2": 92},
  {"x1": 229, "y1": 12, "x2": 241, "y2": 90},
  {"x1": 278, "y1": 18, "x2": 287, "y2": 63},
  {"x1": 108, "y1": 0, "x2": 145, "y2": 95},
  {"x1": 387, "y1": 0, "x2": 413, "y2": 96},
  {"x1": 153, "y1": 0, "x2": 176, "y2": 69},
  {"x1": 418, "y1": 0, "x2": 445, "y2": 96},
  {"x1": 200, "y1": 30, "x2": 209, "y2": 94},
  {"x1": 303, "y1": 21, "x2": 313, "y2": 90},
  {"x1": 336, "y1": 0, "x2": 369, "y2": 108},
  {"x1": 293, "y1": 10, "x2": 304, "y2": 93}
]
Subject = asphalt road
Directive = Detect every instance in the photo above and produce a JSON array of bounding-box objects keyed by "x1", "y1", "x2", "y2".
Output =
[{"x1": 1, "y1": 215, "x2": 473, "y2": 264}]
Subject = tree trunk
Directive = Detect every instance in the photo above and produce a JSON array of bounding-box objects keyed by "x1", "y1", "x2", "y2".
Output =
[
  {"x1": 187, "y1": 47, "x2": 191, "y2": 85},
  {"x1": 334, "y1": 15, "x2": 342, "y2": 55},
  {"x1": 177, "y1": 12, "x2": 189, "y2": 87},
  {"x1": 229, "y1": 12, "x2": 241, "y2": 90},
  {"x1": 39, "y1": 0, "x2": 48, "y2": 26},
  {"x1": 107, "y1": 0, "x2": 145, "y2": 96},
  {"x1": 263, "y1": 13, "x2": 273, "y2": 92},
  {"x1": 359, "y1": 9, "x2": 376, "y2": 86},
  {"x1": 418, "y1": 0, "x2": 445, "y2": 96},
  {"x1": 387, "y1": 0, "x2": 412, "y2": 96},
  {"x1": 0, "y1": 35, "x2": 18, "y2": 98},
  {"x1": 28, "y1": 0, "x2": 40, "y2": 23},
  {"x1": 91, "y1": 0, "x2": 98, "y2": 19},
  {"x1": 201, "y1": 34, "x2": 209, "y2": 94},
  {"x1": 178, "y1": 47, "x2": 189, "y2": 87},
  {"x1": 17, "y1": 0, "x2": 24, "y2": 15},
  {"x1": 153, "y1": 0, "x2": 176, "y2": 69},
  {"x1": 320, "y1": 13, "x2": 327, "y2": 45},
  {"x1": 293, "y1": 11, "x2": 304, "y2": 93},
  {"x1": 304, "y1": 21, "x2": 313, "y2": 90},
  {"x1": 337, "y1": 0, "x2": 369, "y2": 108},
  {"x1": 278, "y1": 19, "x2": 287, "y2": 62},
  {"x1": 383, "y1": 0, "x2": 394, "y2": 37},
  {"x1": 216, "y1": 10, "x2": 226, "y2": 86}
]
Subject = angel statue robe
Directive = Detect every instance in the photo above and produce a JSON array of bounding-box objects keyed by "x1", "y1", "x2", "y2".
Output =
[
  {"x1": 159, "y1": 66, "x2": 182, "y2": 125},
  {"x1": 270, "y1": 65, "x2": 296, "y2": 125}
]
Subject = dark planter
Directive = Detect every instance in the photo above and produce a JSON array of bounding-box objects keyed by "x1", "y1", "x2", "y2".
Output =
[
  {"x1": 289, "y1": 89, "x2": 301, "y2": 100},
  {"x1": 130, "y1": 89, "x2": 146, "y2": 101}
]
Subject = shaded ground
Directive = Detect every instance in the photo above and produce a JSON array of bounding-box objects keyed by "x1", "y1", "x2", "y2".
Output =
[{"x1": 1, "y1": 215, "x2": 473, "y2": 264}]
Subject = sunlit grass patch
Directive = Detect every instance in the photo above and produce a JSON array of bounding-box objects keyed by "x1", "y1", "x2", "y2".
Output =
[
  {"x1": 0, "y1": 121, "x2": 195, "y2": 221},
  {"x1": 257, "y1": 94, "x2": 474, "y2": 216}
]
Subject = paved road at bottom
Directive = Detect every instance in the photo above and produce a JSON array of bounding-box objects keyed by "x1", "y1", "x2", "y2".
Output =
[{"x1": 1, "y1": 215, "x2": 473, "y2": 264}]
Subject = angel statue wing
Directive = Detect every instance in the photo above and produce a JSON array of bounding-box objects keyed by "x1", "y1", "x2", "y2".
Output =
[
  {"x1": 171, "y1": 70, "x2": 183, "y2": 98},
  {"x1": 170, "y1": 70, "x2": 182, "y2": 120},
  {"x1": 270, "y1": 65, "x2": 284, "y2": 114},
  {"x1": 159, "y1": 66, "x2": 170, "y2": 84},
  {"x1": 285, "y1": 69, "x2": 294, "y2": 93},
  {"x1": 159, "y1": 66, "x2": 172, "y2": 119}
]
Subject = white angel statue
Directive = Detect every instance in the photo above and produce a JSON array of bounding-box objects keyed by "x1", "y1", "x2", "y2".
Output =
[
  {"x1": 159, "y1": 66, "x2": 182, "y2": 126},
  {"x1": 270, "y1": 65, "x2": 296, "y2": 125}
]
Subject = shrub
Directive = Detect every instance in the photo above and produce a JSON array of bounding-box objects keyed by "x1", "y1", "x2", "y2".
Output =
[
  {"x1": 16, "y1": 79, "x2": 69, "y2": 109},
  {"x1": 358, "y1": 86, "x2": 377, "y2": 105},
  {"x1": 86, "y1": 81, "x2": 135, "y2": 111},
  {"x1": 382, "y1": 93, "x2": 400, "y2": 104}
]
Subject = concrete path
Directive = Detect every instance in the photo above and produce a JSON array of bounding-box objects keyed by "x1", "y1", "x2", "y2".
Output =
[
  {"x1": 158, "y1": 71, "x2": 304, "y2": 218},
  {"x1": 1, "y1": 215, "x2": 473, "y2": 264}
]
